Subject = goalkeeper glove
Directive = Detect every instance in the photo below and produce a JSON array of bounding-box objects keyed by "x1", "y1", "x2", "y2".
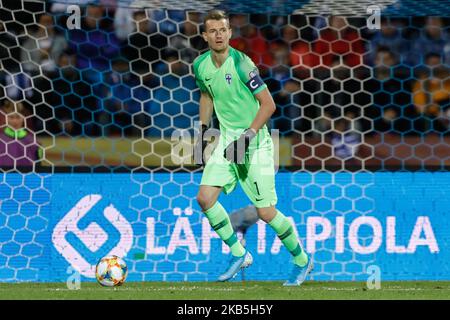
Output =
[
  {"x1": 224, "y1": 128, "x2": 256, "y2": 164},
  {"x1": 194, "y1": 124, "x2": 209, "y2": 165}
]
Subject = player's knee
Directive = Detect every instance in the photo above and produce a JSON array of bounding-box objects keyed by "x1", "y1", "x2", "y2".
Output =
[
  {"x1": 196, "y1": 192, "x2": 214, "y2": 212},
  {"x1": 257, "y1": 212, "x2": 271, "y2": 223},
  {"x1": 256, "y1": 207, "x2": 277, "y2": 223}
]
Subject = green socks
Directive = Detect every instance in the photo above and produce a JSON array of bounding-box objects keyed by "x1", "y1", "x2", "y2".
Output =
[
  {"x1": 269, "y1": 210, "x2": 308, "y2": 267},
  {"x1": 204, "y1": 202, "x2": 246, "y2": 257},
  {"x1": 204, "y1": 204, "x2": 307, "y2": 265}
]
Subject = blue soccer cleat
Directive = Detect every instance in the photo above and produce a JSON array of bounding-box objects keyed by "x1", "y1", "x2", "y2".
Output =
[
  {"x1": 217, "y1": 251, "x2": 253, "y2": 282},
  {"x1": 283, "y1": 255, "x2": 314, "y2": 286}
]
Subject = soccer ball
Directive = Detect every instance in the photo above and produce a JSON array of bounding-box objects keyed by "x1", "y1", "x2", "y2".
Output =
[{"x1": 95, "y1": 255, "x2": 128, "y2": 287}]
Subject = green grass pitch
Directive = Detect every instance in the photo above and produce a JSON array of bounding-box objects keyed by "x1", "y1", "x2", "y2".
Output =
[{"x1": 0, "y1": 281, "x2": 449, "y2": 300}]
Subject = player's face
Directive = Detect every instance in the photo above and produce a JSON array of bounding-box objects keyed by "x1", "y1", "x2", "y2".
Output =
[{"x1": 203, "y1": 19, "x2": 232, "y2": 53}]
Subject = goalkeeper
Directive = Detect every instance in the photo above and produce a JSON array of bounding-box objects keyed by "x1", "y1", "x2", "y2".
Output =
[{"x1": 193, "y1": 10, "x2": 313, "y2": 286}]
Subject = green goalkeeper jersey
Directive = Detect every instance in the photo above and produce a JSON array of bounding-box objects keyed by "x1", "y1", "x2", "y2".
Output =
[{"x1": 193, "y1": 47, "x2": 269, "y2": 141}]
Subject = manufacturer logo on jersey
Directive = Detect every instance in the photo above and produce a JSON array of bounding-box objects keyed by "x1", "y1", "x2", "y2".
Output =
[
  {"x1": 249, "y1": 69, "x2": 258, "y2": 78},
  {"x1": 225, "y1": 73, "x2": 232, "y2": 84},
  {"x1": 52, "y1": 194, "x2": 133, "y2": 278}
]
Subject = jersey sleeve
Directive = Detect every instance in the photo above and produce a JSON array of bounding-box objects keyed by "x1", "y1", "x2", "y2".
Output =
[
  {"x1": 235, "y1": 53, "x2": 267, "y2": 95},
  {"x1": 192, "y1": 59, "x2": 208, "y2": 93}
]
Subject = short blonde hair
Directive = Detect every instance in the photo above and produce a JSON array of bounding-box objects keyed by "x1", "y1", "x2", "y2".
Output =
[
  {"x1": 2, "y1": 100, "x2": 29, "y2": 116},
  {"x1": 203, "y1": 10, "x2": 229, "y2": 30}
]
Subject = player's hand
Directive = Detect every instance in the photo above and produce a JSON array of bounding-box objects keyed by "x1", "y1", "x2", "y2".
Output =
[
  {"x1": 224, "y1": 128, "x2": 256, "y2": 164},
  {"x1": 194, "y1": 124, "x2": 209, "y2": 165}
]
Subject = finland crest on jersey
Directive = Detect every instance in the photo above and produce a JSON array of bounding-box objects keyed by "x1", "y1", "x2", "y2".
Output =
[{"x1": 225, "y1": 73, "x2": 232, "y2": 85}]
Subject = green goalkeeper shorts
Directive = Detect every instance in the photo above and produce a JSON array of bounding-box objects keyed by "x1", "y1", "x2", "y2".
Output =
[{"x1": 200, "y1": 132, "x2": 278, "y2": 208}]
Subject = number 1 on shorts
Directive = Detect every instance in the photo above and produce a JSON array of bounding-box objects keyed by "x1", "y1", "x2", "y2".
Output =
[{"x1": 254, "y1": 181, "x2": 260, "y2": 196}]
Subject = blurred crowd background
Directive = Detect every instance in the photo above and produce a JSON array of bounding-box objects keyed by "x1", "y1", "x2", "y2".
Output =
[{"x1": 0, "y1": 1, "x2": 449, "y2": 169}]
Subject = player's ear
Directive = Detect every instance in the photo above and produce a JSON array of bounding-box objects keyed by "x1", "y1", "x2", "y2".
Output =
[{"x1": 202, "y1": 31, "x2": 208, "y2": 42}]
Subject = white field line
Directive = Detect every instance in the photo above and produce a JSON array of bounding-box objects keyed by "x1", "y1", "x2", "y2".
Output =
[{"x1": 17, "y1": 286, "x2": 450, "y2": 293}]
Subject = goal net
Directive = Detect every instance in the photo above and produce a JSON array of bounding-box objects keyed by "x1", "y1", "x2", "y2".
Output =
[{"x1": 0, "y1": 0, "x2": 449, "y2": 282}]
